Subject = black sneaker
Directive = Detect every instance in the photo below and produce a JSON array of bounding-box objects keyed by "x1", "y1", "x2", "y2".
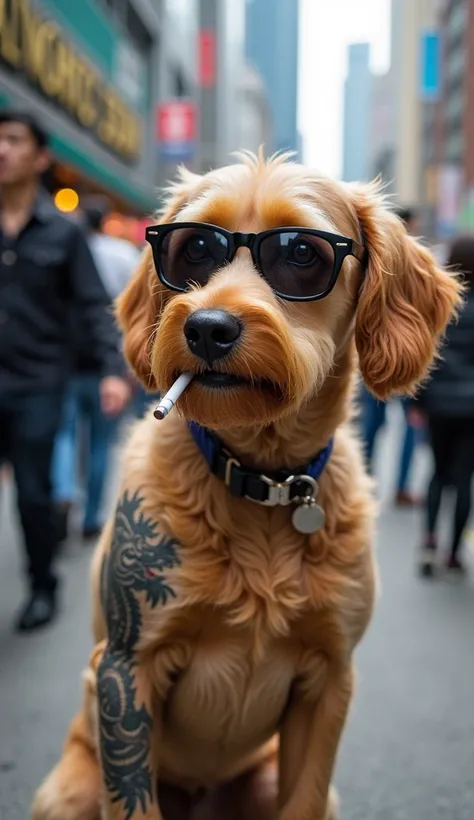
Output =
[
  {"x1": 418, "y1": 548, "x2": 437, "y2": 579},
  {"x1": 15, "y1": 590, "x2": 57, "y2": 632}
]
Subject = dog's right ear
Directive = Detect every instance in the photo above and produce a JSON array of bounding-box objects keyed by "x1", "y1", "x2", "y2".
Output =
[
  {"x1": 115, "y1": 169, "x2": 201, "y2": 389},
  {"x1": 350, "y1": 182, "x2": 463, "y2": 399}
]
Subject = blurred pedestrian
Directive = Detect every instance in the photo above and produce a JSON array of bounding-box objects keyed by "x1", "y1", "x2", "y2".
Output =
[
  {"x1": 360, "y1": 206, "x2": 420, "y2": 504},
  {"x1": 414, "y1": 236, "x2": 474, "y2": 578},
  {"x1": 81, "y1": 197, "x2": 141, "y2": 299},
  {"x1": 0, "y1": 109, "x2": 129, "y2": 631},
  {"x1": 52, "y1": 200, "x2": 139, "y2": 542}
]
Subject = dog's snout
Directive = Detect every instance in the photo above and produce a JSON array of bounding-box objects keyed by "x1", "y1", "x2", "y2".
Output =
[{"x1": 184, "y1": 309, "x2": 241, "y2": 365}]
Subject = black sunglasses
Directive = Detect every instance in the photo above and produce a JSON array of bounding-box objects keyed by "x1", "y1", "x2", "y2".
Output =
[{"x1": 145, "y1": 222, "x2": 367, "y2": 302}]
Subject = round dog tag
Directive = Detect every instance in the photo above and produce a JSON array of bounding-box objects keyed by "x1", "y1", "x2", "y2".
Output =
[{"x1": 292, "y1": 502, "x2": 325, "y2": 534}]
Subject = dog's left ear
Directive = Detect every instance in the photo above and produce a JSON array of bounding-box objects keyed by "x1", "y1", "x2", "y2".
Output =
[{"x1": 350, "y1": 182, "x2": 464, "y2": 399}]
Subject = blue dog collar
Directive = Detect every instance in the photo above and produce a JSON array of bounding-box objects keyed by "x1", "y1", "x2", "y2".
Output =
[{"x1": 188, "y1": 421, "x2": 333, "y2": 507}]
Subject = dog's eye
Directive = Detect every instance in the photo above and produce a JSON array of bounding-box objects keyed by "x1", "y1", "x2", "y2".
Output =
[
  {"x1": 287, "y1": 241, "x2": 318, "y2": 267},
  {"x1": 184, "y1": 235, "x2": 212, "y2": 263}
]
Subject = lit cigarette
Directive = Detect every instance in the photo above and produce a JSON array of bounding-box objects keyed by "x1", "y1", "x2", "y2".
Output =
[{"x1": 154, "y1": 372, "x2": 194, "y2": 420}]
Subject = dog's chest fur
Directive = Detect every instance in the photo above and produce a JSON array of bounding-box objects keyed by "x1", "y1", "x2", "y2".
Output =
[
  {"x1": 137, "y1": 516, "x2": 345, "y2": 784},
  {"x1": 157, "y1": 613, "x2": 299, "y2": 785}
]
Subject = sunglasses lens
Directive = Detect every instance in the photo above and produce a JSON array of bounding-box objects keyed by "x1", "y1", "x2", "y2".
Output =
[
  {"x1": 159, "y1": 227, "x2": 230, "y2": 291},
  {"x1": 259, "y1": 231, "x2": 335, "y2": 299}
]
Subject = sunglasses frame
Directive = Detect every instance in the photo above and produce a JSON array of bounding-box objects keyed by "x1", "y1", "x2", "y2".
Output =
[{"x1": 145, "y1": 222, "x2": 367, "y2": 303}]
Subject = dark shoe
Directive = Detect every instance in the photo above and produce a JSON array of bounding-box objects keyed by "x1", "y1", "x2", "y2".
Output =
[
  {"x1": 15, "y1": 590, "x2": 57, "y2": 632},
  {"x1": 82, "y1": 526, "x2": 101, "y2": 542},
  {"x1": 418, "y1": 547, "x2": 437, "y2": 579},
  {"x1": 445, "y1": 556, "x2": 467, "y2": 577}
]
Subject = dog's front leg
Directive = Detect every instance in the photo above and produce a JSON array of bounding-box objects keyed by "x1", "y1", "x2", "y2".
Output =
[
  {"x1": 278, "y1": 663, "x2": 354, "y2": 820},
  {"x1": 97, "y1": 645, "x2": 162, "y2": 820}
]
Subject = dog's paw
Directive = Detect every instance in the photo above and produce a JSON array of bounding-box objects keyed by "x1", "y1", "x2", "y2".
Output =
[{"x1": 31, "y1": 766, "x2": 100, "y2": 820}]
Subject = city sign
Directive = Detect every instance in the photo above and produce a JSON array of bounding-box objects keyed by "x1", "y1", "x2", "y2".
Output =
[
  {"x1": 157, "y1": 100, "x2": 197, "y2": 162},
  {"x1": 0, "y1": 0, "x2": 142, "y2": 163}
]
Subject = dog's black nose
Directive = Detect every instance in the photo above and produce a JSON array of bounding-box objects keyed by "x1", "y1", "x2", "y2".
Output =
[{"x1": 184, "y1": 309, "x2": 241, "y2": 365}]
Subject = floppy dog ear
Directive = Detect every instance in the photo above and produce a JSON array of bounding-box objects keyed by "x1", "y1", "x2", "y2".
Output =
[
  {"x1": 115, "y1": 169, "x2": 202, "y2": 389},
  {"x1": 351, "y1": 183, "x2": 463, "y2": 399},
  {"x1": 115, "y1": 247, "x2": 161, "y2": 389}
]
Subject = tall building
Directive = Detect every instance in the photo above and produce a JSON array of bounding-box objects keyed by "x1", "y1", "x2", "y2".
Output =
[
  {"x1": 245, "y1": 0, "x2": 300, "y2": 156},
  {"x1": 238, "y1": 65, "x2": 273, "y2": 156},
  {"x1": 342, "y1": 43, "x2": 372, "y2": 182},
  {"x1": 435, "y1": 0, "x2": 474, "y2": 233},
  {"x1": 389, "y1": 0, "x2": 438, "y2": 213},
  {"x1": 369, "y1": 73, "x2": 395, "y2": 189},
  {"x1": 197, "y1": 0, "x2": 272, "y2": 171}
]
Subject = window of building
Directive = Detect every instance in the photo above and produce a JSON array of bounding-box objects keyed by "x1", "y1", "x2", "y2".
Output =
[
  {"x1": 126, "y1": 2, "x2": 153, "y2": 53},
  {"x1": 446, "y1": 132, "x2": 464, "y2": 164},
  {"x1": 97, "y1": 0, "x2": 153, "y2": 54}
]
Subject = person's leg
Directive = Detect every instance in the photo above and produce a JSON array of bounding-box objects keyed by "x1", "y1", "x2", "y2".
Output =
[
  {"x1": 395, "y1": 398, "x2": 418, "y2": 502},
  {"x1": 447, "y1": 422, "x2": 474, "y2": 570},
  {"x1": 419, "y1": 416, "x2": 455, "y2": 577},
  {"x1": 9, "y1": 391, "x2": 64, "y2": 630},
  {"x1": 426, "y1": 471, "x2": 443, "y2": 539},
  {"x1": 82, "y1": 375, "x2": 118, "y2": 538},
  {"x1": 360, "y1": 387, "x2": 386, "y2": 471},
  {"x1": 51, "y1": 383, "x2": 80, "y2": 541},
  {"x1": 51, "y1": 384, "x2": 79, "y2": 504},
  {"x1": 0, "y1": 404, "x2": 12, "y2": 494}
]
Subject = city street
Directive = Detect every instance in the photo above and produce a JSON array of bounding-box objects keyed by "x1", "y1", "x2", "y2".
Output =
[{"x1": 1, "y1": 410, "x2": 473, "y2": 820}]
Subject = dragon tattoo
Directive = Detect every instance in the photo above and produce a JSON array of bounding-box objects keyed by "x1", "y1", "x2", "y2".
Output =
[{"x1": 98, "y1": 490, "x2": 181, "y2": 818}]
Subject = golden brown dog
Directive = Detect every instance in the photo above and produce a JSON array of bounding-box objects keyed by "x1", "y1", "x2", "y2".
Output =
[{"x1": 32, "y1": 154, "x2": 461, "y2": 820}]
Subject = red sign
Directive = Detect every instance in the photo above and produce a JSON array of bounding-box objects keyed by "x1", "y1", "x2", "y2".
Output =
[
  {"x1": 157, "y1": 101, "x2": 197, "y2": 143},
  {"x1": 200, "y1": 29, "x2": 216, "y2": 87}
]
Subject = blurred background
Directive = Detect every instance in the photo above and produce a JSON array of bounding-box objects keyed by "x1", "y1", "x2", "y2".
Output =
[
  {"x1": 1, "y1": 2, "x2": 474, "y2": 819},
  {"x1": 0, "y1": 0, "x2": 469, "y2": 244}
]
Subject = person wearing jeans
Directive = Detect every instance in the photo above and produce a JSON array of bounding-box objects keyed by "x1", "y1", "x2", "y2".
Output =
[
  {"x1": 52, "y1": 200, "x2": 138, "y2": 540},
  {"x1": 360, "y1": 389, "x2": 419, "y2": 504},
  {"x1": 52, "y1": 375, "x2": 120, "y2": 539}
]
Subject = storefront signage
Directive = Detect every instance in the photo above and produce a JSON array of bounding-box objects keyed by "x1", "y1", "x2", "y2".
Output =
[{"x1": 0, "y1": 0, "x2": 142, "y2": 163}]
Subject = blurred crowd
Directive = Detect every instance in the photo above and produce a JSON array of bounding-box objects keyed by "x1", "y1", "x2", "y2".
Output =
[
  {"x1": 1, "y1": 108, "x2": 473, "y2": 638},
  {"x1": 0, "y1": 109, "x2": 158, "y2": 632}
]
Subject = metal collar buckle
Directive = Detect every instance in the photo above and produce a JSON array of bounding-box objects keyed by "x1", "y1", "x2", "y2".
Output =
[{"x1": 248, "y1": 474, "x2": 318, "y2": 507}]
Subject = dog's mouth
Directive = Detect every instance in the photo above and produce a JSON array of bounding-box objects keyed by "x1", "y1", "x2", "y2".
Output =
[
  {"x1": 195, "y1": 370, "x2": 248, "y2": 388},
  {"x1": 173, "y1": 370, "x2": 283, "y2": 397}
]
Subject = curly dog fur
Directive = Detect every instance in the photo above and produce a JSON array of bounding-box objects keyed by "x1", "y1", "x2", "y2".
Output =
[{"x1": 32, "y1": 154, "x2": 461, "y2": 820}]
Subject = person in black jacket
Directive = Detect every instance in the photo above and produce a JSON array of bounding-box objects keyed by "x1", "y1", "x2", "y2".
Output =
[
  {"x1": 0, "y1": 110, "x2": 130, "y2": 631},
  {"x1": 413, "y1": 236, "x2": 474, "y2": 578}
]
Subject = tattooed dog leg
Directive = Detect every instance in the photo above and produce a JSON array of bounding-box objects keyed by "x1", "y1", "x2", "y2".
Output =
[
  {"x1": 97, "y1": 491, "x2": 181, "y2": 819},
  {"x1": 98, "y1": 650, "x2": 161, "y2": 820}
]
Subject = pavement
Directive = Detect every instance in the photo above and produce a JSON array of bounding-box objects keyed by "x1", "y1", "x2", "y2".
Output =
[{"x1": 1, "y1": 405, "x2": 473, "y2": 820}]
